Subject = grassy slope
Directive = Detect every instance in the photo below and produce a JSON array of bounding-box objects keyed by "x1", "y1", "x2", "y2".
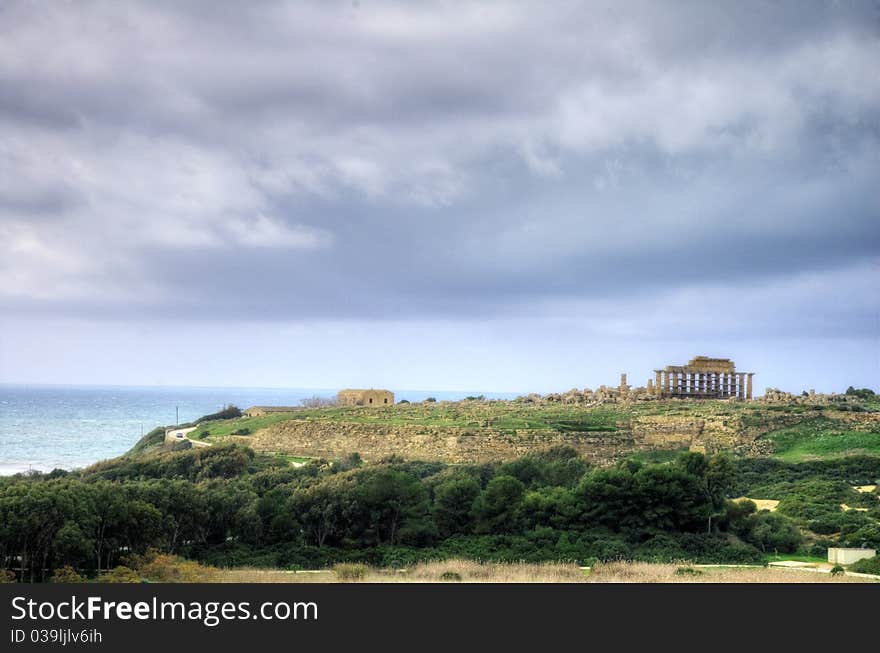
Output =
[
  {"x1": 758, "y1": 416, "x2": 880, "y2": 462},
  {"x1": 188, "y1": 412, "x2": 301, "y2": 440},
  {"x1": 173, "y1": 399, "x2": 880, "y2": 464},
  {"x1": 196, "y1": 399, "x2": 755, "y2": 435}
]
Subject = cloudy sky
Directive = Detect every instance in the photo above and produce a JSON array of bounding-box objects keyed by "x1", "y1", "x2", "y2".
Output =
[{"x1": 0, "y1": 1, "x2": 878, "y2": 394}]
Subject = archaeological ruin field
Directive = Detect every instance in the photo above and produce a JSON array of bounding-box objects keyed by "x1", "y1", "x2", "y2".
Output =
[{"x1": 185, "y1": 392, "x2": 880, "y2": 466}]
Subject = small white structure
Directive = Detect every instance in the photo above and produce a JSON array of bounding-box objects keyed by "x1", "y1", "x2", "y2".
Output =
[{"x1": 827, "y1": 548, "x2": 876, "y2": 565}]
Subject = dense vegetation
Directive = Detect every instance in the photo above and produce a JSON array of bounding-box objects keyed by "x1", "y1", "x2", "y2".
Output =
[
  {"x1": 850, "y1": 555, "x2": 880, "y2": 575},
  {"x1": 2, "y1": 442, "x2": 878, "y2": 582}
]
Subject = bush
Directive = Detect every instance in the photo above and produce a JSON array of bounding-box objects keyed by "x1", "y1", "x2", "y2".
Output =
[
  {"x1": 849, "y1": 555, "x2": 880, "y2": 575},
  {"x1": 231, "y1": 428, "x2": 251, "y2": 436},
  {"x1": 807, "y1": 518, "x2": 840, "y2": 535},
  {"x1": 424, "y1": 397, "x2": 437, "y2": 403},
  {"x1": 100, "y1": 566, "x2": 142, "y2": 583},
  {"x1": 830, "y1": 565, "x2": 845, "y2": 576},
  {"x1": 51, "y1": 566, "x2": 85, "y2": 583},
  {"x1": 440, "y1": 571, "x2": 462, "y2": 582},
  {"x1": 0, "y1": 570, "x2": 16, "y2": 583},
  {"x1": 736, "y1": 513, "x2": 803, "y2": 553},
  {"x1": 333, "y1": 563, "x2": 368, "y2": 581},
  {"x1": 675, "y1": 567, "x2": 703, "y2": 577},
  {"x1": 197, "y1": 405, "x2": 242, "y2": 423},
  {"x1": 809, "y1": 540, "x2": 833, "y2": 558},
  {"x1": 132, "y1": 550, "x2": 216, "y2": 582}
]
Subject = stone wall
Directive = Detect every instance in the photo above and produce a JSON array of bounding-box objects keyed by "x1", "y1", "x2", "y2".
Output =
[
  {"x1": 244, "y1": 412, "x2": 760, "y2": 464},
  {"x1": 245, "y1": 419, "x2": 648, "y2": 465}
]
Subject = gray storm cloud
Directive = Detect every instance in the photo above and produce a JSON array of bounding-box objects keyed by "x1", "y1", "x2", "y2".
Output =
[{"x1": 0, "y1": 0, "x2": 877, "y2": 341}]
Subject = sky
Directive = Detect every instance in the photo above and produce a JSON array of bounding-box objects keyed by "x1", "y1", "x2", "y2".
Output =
[{"x1": 0, "y1": 0, "x2": 878, "y2": 394}]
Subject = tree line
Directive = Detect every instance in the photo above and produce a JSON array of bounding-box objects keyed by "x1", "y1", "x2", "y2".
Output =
[{"x1": 1, "y1": 443, "x2": 878, "y2": 581}]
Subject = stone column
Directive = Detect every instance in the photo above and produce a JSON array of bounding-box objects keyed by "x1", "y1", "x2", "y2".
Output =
[
  {"x1": 689, "y1": 372, "x2": 695, "y2": 395},
  {"x1": 672, "y1": 372, "x2": 679, "y2": 395},
  {"x1": 737, "y1": 373, "x2": 745, "y2": 399},
  {"x1": 722, "y1": 373, "x2": 729, "y2": 398},
  {"x1": 746, "y1": 373, "x2": 753, "y2": 400},
  {"x1": 654, "y1": 371, "x2": 662, "y2": 397}
]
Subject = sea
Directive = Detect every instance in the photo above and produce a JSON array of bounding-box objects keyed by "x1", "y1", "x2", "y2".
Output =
[{"x1": 0, "y1": 384, "x2": 520, "y2": 475}]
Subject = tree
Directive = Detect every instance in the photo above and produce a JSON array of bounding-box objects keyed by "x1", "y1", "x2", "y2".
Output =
[
  {"x1": 678, "y1": 452, "x2": 736, "y2": 533},
  {"x1": 739, "y1": 513, "x2": 802, "y2": 553},
  {"x1": 355, "y1": 469, "x2": 429, "y2": 545},
  {"x1": 520, "y1": 486, "x2": 581, "y2": 530},
  {"x1": 290, "y1": 476, "x2": 356, "y2": 547},
  {"x1": 473, "y1": 476, "x2": 525, "y2": 534},
  {"x1": 433, "y1": 477, "x2": 480, "y2": 537}
]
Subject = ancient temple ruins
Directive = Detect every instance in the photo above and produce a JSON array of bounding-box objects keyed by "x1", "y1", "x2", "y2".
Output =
[{"x1": 648, "y1": 356, "x2": 754, "y2": 400}]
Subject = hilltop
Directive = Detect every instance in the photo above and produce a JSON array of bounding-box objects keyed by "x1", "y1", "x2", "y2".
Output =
[{"x1": 164, "y1": 389, "x2": 880, "y2": 466}]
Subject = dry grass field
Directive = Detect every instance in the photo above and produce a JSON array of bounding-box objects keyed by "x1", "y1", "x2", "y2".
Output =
[
  {"x1": 208, "y1": 560, "x2": 879, "y2": 584},
  {"x1": 585, "y1": 561, "x2": 873, "y2": 583}
]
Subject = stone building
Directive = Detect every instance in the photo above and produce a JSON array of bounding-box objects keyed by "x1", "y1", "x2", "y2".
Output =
[
  {"x1": 651, "y1": 356, "x2": 755, "y2": 400},
  {"x1": 337, "y1": 388, "x2": 395, "y2": 406},
  {"x1": 243, "y1": 406, "x2": 300, "y2": 417}
]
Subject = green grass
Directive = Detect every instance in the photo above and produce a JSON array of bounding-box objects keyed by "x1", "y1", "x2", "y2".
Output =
[
  {"x1": 629, "y1": 448, "x2": 690, "y2": 465},
  {"x1": 184, "y1": 400, "x2": 879, "y2": 465},
  {"x1": 192, "y1": 403, "x2": 630, "y2": 438},
  {"x1": 761, "y1": 419, "x2": 880, "y2": 462},
  {"x1": 765, "y1": 553, "x2": 827, "y2": 565},
  {"x1": 190, "y1": 412, "x2": 301, "y2": 440},
  {"x1": 273, "y1": 454, "x2": 312, "y2": 466}
]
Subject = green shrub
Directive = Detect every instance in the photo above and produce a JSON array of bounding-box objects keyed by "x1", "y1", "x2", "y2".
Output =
[
  {"x1": 197, "y1": 405, "x2": 242, "y2": 422},
  {"x1": 830, "y1": 565, "x2": 845, "y2": 576},
  {"x1": 333, "y1": 563, "x2": 368, "y2": 581},
  {"x1": 675, "y1": 567, "x2": 703, "y2": 576},
  {"x1": 845, "y1": 387, "x2": 875, "y2": 400},
  {"x1": 737, "y1": 513, "x2": 802, "y2": 553},
  {"x1": 849, "y1": 555, "x2": 880, "y2": 575},
  {"x1": 0, "y1": 570, "x2": 16, "y2": 583},
  {"x1": 807, "y1": 518, "x2": 840, "y2": 535},
  {"x1": 231, "y1": 428, "x2": 251, "y2": 436},
  {"x1": 440, "y1": 571, "x2": 462, "y2": 581}
]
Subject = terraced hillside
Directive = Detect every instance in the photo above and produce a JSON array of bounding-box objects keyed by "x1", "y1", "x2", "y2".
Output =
[{"x1": 184, "y1": 397, "x2": 880, "y2": 465}]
